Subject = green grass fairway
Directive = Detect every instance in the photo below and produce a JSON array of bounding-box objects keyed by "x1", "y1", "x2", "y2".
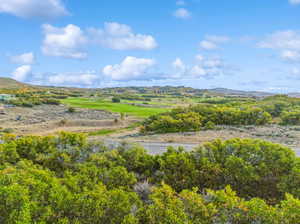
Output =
[{"x1": 62, "y1": 98, "x2": 169, "y2": 117}]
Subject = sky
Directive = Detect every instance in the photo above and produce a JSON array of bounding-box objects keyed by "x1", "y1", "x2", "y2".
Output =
[{"x1": 1, "y1": 0, "x2": 300, "y2": 92}]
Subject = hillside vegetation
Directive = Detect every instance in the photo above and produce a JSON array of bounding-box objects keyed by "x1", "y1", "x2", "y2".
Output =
[
  {"x1": 0, "y1": 133, "x2": 299, "y2": 223},
  {"x1": 141, "y1": 95, "x2": 300, "y2": 133},
  {"x1": 0, "y1": 77, "x2": 28, "y2": 89}
]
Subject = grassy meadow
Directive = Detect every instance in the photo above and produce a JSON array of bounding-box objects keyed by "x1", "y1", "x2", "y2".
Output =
[{"x1": 62, "y1": 97, "x2": 169, "y2": 117}]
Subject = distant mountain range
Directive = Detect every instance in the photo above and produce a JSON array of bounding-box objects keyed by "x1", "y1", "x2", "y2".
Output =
[
  {"x1": 207, "y1": 88, "x2": 275, "y2": 98},
  {"x1": 1, "y1": 77, "x2": 299, "y2": 98}
]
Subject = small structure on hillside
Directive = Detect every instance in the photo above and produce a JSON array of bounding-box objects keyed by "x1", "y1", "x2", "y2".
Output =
[{"x1": 0, "y1": 94, "x2": 14, "y2": 102}]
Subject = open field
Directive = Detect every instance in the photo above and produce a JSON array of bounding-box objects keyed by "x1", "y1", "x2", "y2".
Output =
[{"x1": 62, "y1": 97, "x2": 169, "y2": 117}]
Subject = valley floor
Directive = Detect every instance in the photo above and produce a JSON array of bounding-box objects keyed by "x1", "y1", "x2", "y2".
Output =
[
  {"x1": 2, "y1": 105, "x2": 300, "y2": 156},
  {"x1": 91, "y1": 125, "x2": 300, "y2": 156}
]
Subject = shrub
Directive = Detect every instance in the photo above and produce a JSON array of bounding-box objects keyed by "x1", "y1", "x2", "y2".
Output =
[
  {"x1": 204, "y1": 121, "x2": 216, "y2": 130},
  {"x1": 280, "y1": 111, "x2": 300, "y2": 125},
  {"x1": 0, "y1": 134, "x2": 299, "y2": 222},
  {"x1": 142, "y1": 105, "x2": 272, "y2": 134},
  {"x1": 112, "y1": 96, "x2": 121, "y2": 103},
  {"x1": 68, "y1": 107, "x2": 76, "y2": 113}
]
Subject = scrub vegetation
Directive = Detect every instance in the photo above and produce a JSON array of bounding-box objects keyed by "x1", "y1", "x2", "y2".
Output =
[{"x1": 0, "y1": 133, "x2": 299, "y2": 223}]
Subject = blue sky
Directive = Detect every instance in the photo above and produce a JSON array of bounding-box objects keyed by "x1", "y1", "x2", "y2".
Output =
[{"x1": 1, "y1": 0, "x2": 300, "y2": 92}]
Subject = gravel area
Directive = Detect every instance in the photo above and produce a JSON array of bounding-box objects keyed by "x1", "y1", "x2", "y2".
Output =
[{"x1": 0, "y1": 105, "x2": 117, "y2": 125}]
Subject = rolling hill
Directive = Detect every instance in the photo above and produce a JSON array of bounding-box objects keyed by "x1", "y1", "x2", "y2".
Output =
[{"x1": 0, "y1": 77, "x2": 29, "y2": 89}]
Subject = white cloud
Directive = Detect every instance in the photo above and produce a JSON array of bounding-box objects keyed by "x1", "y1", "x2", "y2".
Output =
[
  {"x1": 42, "y1": 24, "x2": 87, "y2": 59},
  {"x1": 176, "y1": 0, "x2": 186, "y2": 6},
  {"x1": 259, "y1": 30, "x2": 300, "y2": 50},
  {"x1": 281, "y1": 50, "x2": 300, "y2": 62},
  {"x1": 11, "y1": 65, "x2": 32, "y2": 81},
  {"x1": 291, "y1": 67, "x2": 300, "y2": 75},
  {"x1": 190, "y1": 65, "x2": 207, "y2": 77},
  {"x1": 171, "y1": 55, "x2": 226, "y2": 79},
  {"x1": 195, "y1": 54, "x2": 204, "y2": 61},
  {"x1": 205, "y1": 35, "x2": 230, "y2": 43},
  {"x1": 259, "y1": 30, "x2": 300, "y2": 62},
  {"x1": 172, "y1": 58, "x2": 186, "y2": 71},
  {"x1": 0, "y1": 0, "x2": 69, "y2": 18},
  {"x1": 48, "y1": 73, "x2": 98, "y2": 86},
  {"x1": 103, "y1": 56, "x2": 156, "y2": 81},
  {"x1": 10, "y1": 52, "x2": 35, "y2": 64},
  {"x1": 203, "y1": 58, "x2": 223, "y2": 68},
  {"x1": 289, "y1": 0, "x2": 300, "y2": 5},
  {"x1": 172, "y1": 58, "x2": 186, "y2": 78},
  {"x1": 199, "y1": 40, "x2": 218, "y2": 50},
  {"x1": 174, "y1": 8, "x2": 191, "y2": 19},
  {"x1": 88, "y1": 22, "x2": 157, "y2": 50},
  {"x1": 199, "y1": 35, "x2": 230, "y2": 50}
]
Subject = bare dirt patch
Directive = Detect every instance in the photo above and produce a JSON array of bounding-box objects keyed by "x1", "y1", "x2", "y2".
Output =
[{"x1": 0, "y1": 105, "x2": 133, "y2": 135}]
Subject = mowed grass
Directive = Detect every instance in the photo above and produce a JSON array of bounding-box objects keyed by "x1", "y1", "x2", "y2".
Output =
[
  {"x1": 88, "y1": 129, "x2": 117, "y2": 136},
  {"x1": 62, "y1": 98, "x2": 169, "y2": 117}
]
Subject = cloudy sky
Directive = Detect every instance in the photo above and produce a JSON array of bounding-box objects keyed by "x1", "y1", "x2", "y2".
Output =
[{"x1": 1, "y1": 0, "x2": 300, "y2": 92}]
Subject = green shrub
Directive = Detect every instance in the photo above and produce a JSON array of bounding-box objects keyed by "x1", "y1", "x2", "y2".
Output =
[
  {"x1": 0, "y1": 134, "x2": 299, "y2": 222},
  {"x1": 142, "y1": 105, "x2": 272, "y2": 133},
  {"x1": 281, "y1": 111, "x2": 300, "y2": 125},
  {"x1": 112, "y1": 96, "x2": 121, "y2": 103},
  {"x1": 68, "y1": 107, "x2": 76, "y2": 113}
]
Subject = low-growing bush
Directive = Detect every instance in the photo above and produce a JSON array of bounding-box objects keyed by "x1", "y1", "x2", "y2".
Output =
[
  {"x1": 112, "y1": 96, "x2": 121, "y2": 103},
  {"x1": 142, "y1": 105, "x2": 272, "y2": 133},
  {"x1": 67, "y1": 107, "x2": 76, "y2": 113},
  {"x1": 0, "y1": 134, "x2": 299, "y2": 223},
  {"x1": 281, "y1": 111, "x2": 300, "y2": 125}
]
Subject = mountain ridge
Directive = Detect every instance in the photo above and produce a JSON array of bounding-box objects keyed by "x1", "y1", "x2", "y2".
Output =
[{"x1": 0, "y1": 77, "x2": 296, "y2": 98}]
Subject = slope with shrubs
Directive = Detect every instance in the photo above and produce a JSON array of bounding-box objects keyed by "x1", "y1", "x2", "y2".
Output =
[{"x1": 0, "y1": 132, "x2": 299, "y2": 223}]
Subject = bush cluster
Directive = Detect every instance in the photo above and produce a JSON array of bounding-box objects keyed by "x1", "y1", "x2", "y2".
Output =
[
  {"x1": 280, "y1": 111, "x2": 300, "y2": 125},
  {"x1": 142, "y1": 105, "x2": 272, "y2": 133},
  {"x1": 0, "y1": 133, "x2": 299, "y2": 223},
  {"x1": 9, "y1": 96, "x2": 60, "y2": 107}
]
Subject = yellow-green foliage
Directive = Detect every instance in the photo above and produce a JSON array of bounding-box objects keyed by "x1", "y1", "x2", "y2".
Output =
[
  {"x1": 0, "y1": 133, "x2": 299, "y2": 223},
  {"x1": 142, "y1": 105, "x2": 272, "y2": 133}
]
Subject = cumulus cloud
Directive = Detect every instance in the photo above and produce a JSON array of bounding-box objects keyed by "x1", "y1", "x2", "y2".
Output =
[
  {"x1": 10, "y1": 52, "x2": 35, "y2": 64},
  {"x1": 11, "y1": 65, "x2": 32, "y2": 81},
  {"x1": 172, "y1": 58, "x2": 186, "y2": 71},
  {"x1": 48, "y1": 72, "x2": 98, "y2": 86},
  {"x1": 103, "y1": 56, "x2": 156, "y2": 81},
  {"x1": 88, "y1": 22, "x2": 157, "y2": 50},
  {"x1": 258, "y1": 30, "x2": 300, "y2": 62},
  {"x1": 289, "y1": 0, "x2": 300, "y2": 5},
  {"x1": 172, "y1": 55, "x2": 227, "y2": 79},
  {"x1": 195, "y1": 54, "x2": 204, "y2": 61},
  {"x1": 291, "y1": 67, "x2": 300, "y2": 75},
  {"x1": 172, "y1": 58, "x2": 186, "y2": 78},
  {"x1": 42, "y1": 24, "x2": 87, "y2": 59},
  {"x1": 199, "y1": 40, "x2": 218, "y2": 50},
  {"x1": 281, "y1": 50, "x2": 300, "y2": 62},
  {"x1": 173, "y1": 8, "x2": 191, "y2": 19},
  {"x1": 0, "y1": 0, "x2": 69, "y2": 19},
  {"x1": 190, "y1": 65, "x2": 207, "y2": 77},
  {"x1": 199, "y1": 35, "x2": 230, "y2": 50}
]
